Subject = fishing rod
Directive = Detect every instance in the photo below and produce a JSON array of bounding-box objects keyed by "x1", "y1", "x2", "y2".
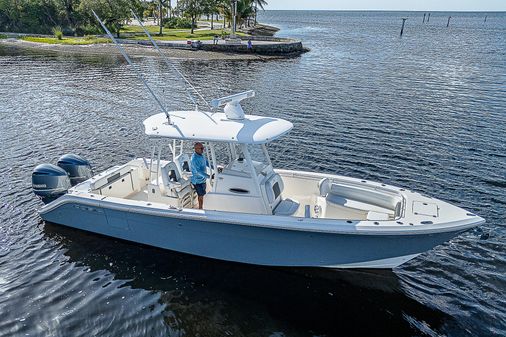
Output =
[
  {"x1": 129, "y1": 10, "x2": 215, "y2": 117},
  {"x1": 92, "y1": 10, "x2": 180, "y2": 124}
]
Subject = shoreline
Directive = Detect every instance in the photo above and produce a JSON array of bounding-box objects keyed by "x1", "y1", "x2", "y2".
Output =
[
  {"x1": 0, "y1": 24, "x2": 307, "y2": 61},
  {"x1": 0, "y1": 39, "x2": 280, "y2": 61}
]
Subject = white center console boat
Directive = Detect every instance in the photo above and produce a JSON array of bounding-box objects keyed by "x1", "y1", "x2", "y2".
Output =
[
  {"x1": 31, "y1": 13, "x2": 484, "y2": 269},
  {"x1": 33, "y1": 91, "x2": 484, "y2": 269}
]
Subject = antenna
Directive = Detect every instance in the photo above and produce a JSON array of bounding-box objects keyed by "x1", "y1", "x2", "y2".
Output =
[
  {"x1": 92, "y1": 10, "x2": 174, "y2": 124},
  {"x1": 130, "y1": 9, "x2": 211, "y2": 111},
  {"x1": 211, "y1": 90, "x2": 255, "y2": 120}
]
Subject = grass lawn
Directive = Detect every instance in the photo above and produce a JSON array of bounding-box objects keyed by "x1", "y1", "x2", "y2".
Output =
[
  {"x1": 121, "y1": 26, "x2": 249, "y2": 41},
  {"x1": 121, "y1": 24, "x2": 207, "y2": 34},
  {"x1": 121, "y1": 25, "x2": 178, "y2": 34},
  {"x1": 20, "y1": 36, "x2": 110, "y2": 45},
  {"x1": 16, "y1": 27, "x2": 250, "y2": 45}
]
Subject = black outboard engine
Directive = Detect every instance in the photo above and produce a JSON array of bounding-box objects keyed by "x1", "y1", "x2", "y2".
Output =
[
  {"x1": 32, "y1": 164, "x2": 72, "y2": 203},
  {"x1": 57, "y1": 153, "x2": 92, "y2": 186}
]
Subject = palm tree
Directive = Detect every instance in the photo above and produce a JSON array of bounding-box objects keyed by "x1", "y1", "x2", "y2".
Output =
[
  {"x1": 178, "y1": 0, "x2": 202, "y2": 34},
  {"x1": 253, "y1": 0, "x2": 267, "y2": 26},
  {"x1": 228, "y1": 0, "x2": 267, "y2": 29},
  {"x1": 218, "y1": 0, "x2": 231, "y2": 28},
  {"x1": 157, "y1": 0, "x2": 169, "y2": 35},
  {"x1": 235, "y1": 0, "x2": 254, "y2": 28},
  {"x1": 215, "y1": 0, "x2": 263, "y2": 32},
  {"x1": 202, "y1": 0, "x2": 220, "y2": 29}
]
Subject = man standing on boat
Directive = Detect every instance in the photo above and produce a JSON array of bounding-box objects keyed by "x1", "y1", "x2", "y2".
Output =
[{"x1": 191, "y1": 142, "x2": 209, "y2": 209}]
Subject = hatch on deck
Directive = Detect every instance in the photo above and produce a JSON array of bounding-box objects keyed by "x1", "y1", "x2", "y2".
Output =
[{"x1": 412, "y1": 201, "x2": 439, "y2": 217}]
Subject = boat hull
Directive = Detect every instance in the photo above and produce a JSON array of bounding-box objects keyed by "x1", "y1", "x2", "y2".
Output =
[{"x1": 39, "y1": 199, "x2": 475, "y2": 269}]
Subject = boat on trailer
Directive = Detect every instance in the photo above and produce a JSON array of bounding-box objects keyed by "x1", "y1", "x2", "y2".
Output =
[
  {"x1": 31, "y1": 11, "x2": 484, "y2": 269},
  {"x1": 33, "y1": 90, "x2": 484, "y2": 269}
]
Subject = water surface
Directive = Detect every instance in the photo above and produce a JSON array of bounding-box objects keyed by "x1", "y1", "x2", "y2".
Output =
[{"x1": 0, "y1": 10, "x2": 505, "y2": 336}]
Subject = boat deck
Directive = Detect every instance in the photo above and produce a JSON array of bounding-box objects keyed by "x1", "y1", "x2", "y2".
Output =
[{"x1": 80, "y1": 159, "x2": 405, "y2": 220}]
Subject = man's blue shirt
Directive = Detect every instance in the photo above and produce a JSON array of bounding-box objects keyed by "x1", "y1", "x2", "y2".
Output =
[{"x1": 190, "y1": 152, "x2": 209, "y2": 185}]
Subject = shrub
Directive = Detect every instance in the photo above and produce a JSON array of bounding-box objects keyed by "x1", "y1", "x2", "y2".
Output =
[
  {"x1": 62, "y1": 28, "x2": 74, "y2": 36},
  {"x1": 77, "y1": 24, "x2": 102, "y2": 36},
  {"x1": 162, "y1": 17, "x2": 177, "y2": 28},
  {"x1": 163, "y1": 17, "x2": 194, "y2": 29},
  {"x1": 0, "y1": 34, "x2": 7, "y2": 39},
  {"x1": 52, "y1": 26, "x2": 63, "y2": 40}
]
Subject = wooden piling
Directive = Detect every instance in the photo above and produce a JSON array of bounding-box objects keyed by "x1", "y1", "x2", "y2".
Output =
[
  {"x1": 400, "y1": 18, "x2": 407, "y2": 36},
  {"x1": 484, "y1": 15, "x2": 487, "y2": 23},
  {"x1": 447, "y1": 16, "x2": 451, "y2": 27},
  {"x1": 427, "y1": 13, "x2": 430, "y2": 23},
  {"x1": 423, "y1": 13, "x2": 426, "y2": 23}
]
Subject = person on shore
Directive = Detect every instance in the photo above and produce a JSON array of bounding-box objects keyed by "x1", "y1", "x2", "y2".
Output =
[
  {"x1": 213, "y1": 35, "x2": 219, "y2": 45},
  {"x1": 190, "y1": 142, "x2": 209, "y2": 209},
  {"x1": 247, "y1": 39, "x2": 253, "y2": 52}
]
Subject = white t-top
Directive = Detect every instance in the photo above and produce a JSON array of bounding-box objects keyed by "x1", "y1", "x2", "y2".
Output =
[{"x1": 143, "y1": 111, "x2": 293, "y2": 144}]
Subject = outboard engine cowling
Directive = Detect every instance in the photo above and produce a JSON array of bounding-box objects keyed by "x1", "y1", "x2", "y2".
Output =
[
  {"x1": 57, "y1": 153, "x2": 92, "y2": 186},
  {"x1": 32, "y1": 164, "x2": 71, "y2": 203}
]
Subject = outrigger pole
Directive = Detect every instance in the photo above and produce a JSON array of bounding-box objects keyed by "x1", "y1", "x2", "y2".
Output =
[
  {"x1": 92, "y1": 10, "x2": 174, "y2": 124},
  {"x1": 130, "y1": 9, "x2": 211, "y2": 111}
]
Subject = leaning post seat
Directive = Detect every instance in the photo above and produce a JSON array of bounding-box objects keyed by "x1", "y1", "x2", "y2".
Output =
[
  {"x1": 263, "y1": 173, "x2": 285, "y2": 212},
  {"x1": 160, "y1": 161, "x2": 194, "y2": 208},
  {"x1": 174, "y1": 153, "x2": 192, "y2": 178}
]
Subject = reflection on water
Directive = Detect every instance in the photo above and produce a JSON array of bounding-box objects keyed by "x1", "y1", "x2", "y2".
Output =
[
  {"x1": 1, "y1": 10, "x2": 505, "y2": 337},
  {"x1": 44, "y1": 223, "x2": 450, "y2": 337}
]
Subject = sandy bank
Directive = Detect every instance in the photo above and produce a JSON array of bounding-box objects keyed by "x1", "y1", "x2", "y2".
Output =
[{"x1": 0, "y1": 38, "x2": 291, "y2": 61}]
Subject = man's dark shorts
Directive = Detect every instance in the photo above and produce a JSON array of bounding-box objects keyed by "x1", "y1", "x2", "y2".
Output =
[{"x1": 193, "y1": 183, "x2": 206, "y2": 196}]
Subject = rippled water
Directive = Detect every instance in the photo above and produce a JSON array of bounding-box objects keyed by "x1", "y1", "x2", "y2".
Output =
[{"x1": 0, "y1": 10, "x2": 505, "y2": 336}]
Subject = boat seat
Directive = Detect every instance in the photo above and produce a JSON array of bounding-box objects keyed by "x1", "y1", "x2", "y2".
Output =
[
  {"x1": 326, "y1": 193, "x2": 393, "y2": 215},
  {"x1": 160, "y1": 161, "x2": 194, "y2": 208},
  {"x1": 328, "y1": 183, "x2": 401, "y2": 210},
  {"x1": 174, "y1": 153, "x2": 192, "y2": 178},
  {"x1": 274, "y1": 198, "x2": 300, "y2": 216},
  {"x1": 320, "y1": 178, "x2": 400, "y2": 216}
]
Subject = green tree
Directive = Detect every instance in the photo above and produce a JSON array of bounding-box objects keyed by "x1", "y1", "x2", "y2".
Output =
[
  {"x1": 0, "y1": 0, "x2": 61, "y2": 33},
  {"x1": 225, "y1": 0, "x2": 254, "y2": 30},
  {"x1": 252, "y1": 0, "x2": 266, "y2": 25},
  {"x1": 235, "y1": 0, "x2": 254, "y2": 28},
  {"x1": 78, "y1": 0, "x2": 141, "y2": 37},
  {"x1": 216, "y1": 0, "x2": 230, "y2": 29},
  {"x1": 156, "y1": 0, "x2": 169, "y2": 35},
  {"x1": 177, "y1": 0, "x2": 202, "y2": 34},
  {"x1": 201, "y1": 0, "x2": 220, "y2": 29},
  {"x1": 59, "y1": 0, "x2": 79, "y2": 33},
  {"x1": 143, "y1": 1, "x2": 157, "y2": 19}
]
